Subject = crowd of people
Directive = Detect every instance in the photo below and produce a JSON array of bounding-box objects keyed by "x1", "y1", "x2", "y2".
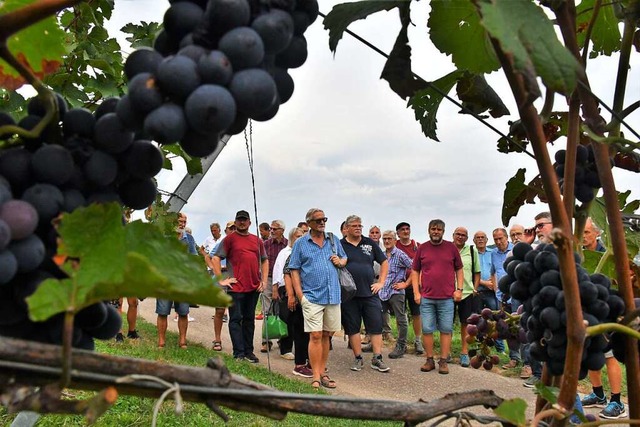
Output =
[{"x1": 114, "y1": 208, "x2": 628, "y2": 420}]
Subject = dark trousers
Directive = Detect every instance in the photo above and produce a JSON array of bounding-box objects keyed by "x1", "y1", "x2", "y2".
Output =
[
  {"x1": 277, "y1": 287, "x2": 294, "y2": 354},
  {"x1": 278, "y1": 287, "x2": 310, "y2": 365},
  {"x1": 228, "y1": 291, "x2": 259, "y2": 358}
]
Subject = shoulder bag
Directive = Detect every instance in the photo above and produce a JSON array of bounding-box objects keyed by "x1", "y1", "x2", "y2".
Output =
[{"x1": 328, "y1": 232, "x2": 357, "y2": 302}]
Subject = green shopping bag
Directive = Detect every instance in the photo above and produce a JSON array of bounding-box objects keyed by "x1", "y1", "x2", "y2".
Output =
[{"x1": 262, "y1": 301, "x2": 289, "y2": 340}]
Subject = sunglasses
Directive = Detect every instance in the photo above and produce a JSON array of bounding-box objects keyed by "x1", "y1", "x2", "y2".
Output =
[
  {"x1": 535, "y1": 222, "x2": 552, "y2": 230},
  {"x1": 311, "y1": 217, "x2": 328, "y2": 224}
]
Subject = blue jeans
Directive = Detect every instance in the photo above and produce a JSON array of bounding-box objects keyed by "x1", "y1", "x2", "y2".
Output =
[
  {"x1": 228, "y1": 291, "x2": 259, "y2": 358},
  {"x1": 420, "y1": 298, "x2": 454, "y2": 334}
]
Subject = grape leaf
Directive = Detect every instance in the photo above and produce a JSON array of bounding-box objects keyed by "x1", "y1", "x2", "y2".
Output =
[
  {"x1": 407, "y1": 70, "x2": 463, "y2": 141},
  {"x1": 493, "y1": 398, "x2": 527, "y2": 426},
  {"x1": 27, "y1": 203, "x2": 230, "y2": 321},
  {"x1": 0, "y1": 0, "x2": 67, "y2": 90},
  {"x1": 501, "y1": 169, "x2": 545, "y2": 226},
  {"x1": 479, "y1": 0, "x2": 582, "y2": 95},
  {"x1": 380, "y1": 2, "x2": 429, "y2": 100},
  {"x1": 428, "y1": 0, "x2": 500, "y2": 74},
  {"x1": 576, "y1": 0, "x2": 621, "y2": 58},
  {"x1": 121, "y1": 21, "x2": 162, "y2": 49},
  {"x1": 323, "y1": 0, "x2": 405, "y2": 53},
  {"x1": 456, "y1": 72, "x2": 509, "y2": 118}
]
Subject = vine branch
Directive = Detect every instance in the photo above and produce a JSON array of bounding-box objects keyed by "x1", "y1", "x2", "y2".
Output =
[{"x1": 0, "y1": 0, "x2": 85, "y2": 42}]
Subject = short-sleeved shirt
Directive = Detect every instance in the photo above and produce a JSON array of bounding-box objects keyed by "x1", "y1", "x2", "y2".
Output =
[
  {"x1": 490, "y1": 242, "x2": 513, "y2": 301},
  {"x1": 180, "y1": 232, "x2": 198, "y2": 255},
  {"x1": 265, "y1": 237, "x2": 288, "y2": 277},
  {"x1": 459, "y1": 244, "x2": 481, "y2": 297},
  {"x1": 341, "y1": 236, "x2": 386, "y2": 298},
  {"x1": 396, "y1": 239, "x2": 420, "y2": 279},
  {"x1": 272, "y1": 246, "x2": 291, "y2": 287},
  {"x1": 379, "y1": 247, "x2": 413, "y2": 301},
  {"x1": 214, "y1": 232, "x2": 266, "y2": 293},
  {"x1": 477, "y1": 248, "x2": 494, "y2": 291},
  {"x1": 412, "y1": 240, "x2": 463, "y2": 300},
  {"x1": 288, "y1": 232, "x2": 346, "y2": 305}
]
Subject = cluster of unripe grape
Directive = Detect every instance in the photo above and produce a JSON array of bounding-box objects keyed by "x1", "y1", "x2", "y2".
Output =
[
  {"x1": 466, "y1": 308, "x2": 525, "y2": 370},
  {"x1": 119, "y1": 0, "x2": 317, "y2": 156},
  {"x1": 554, "y1": 144, "x2": 611, "y2": 204},
  {"x1": 494, "y1": 242, "x2": 625, "y2": 378}
]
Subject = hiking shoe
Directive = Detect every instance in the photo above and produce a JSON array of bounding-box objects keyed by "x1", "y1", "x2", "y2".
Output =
[
  {"x1": 388, "y1": 345, "x2": 406, "y2": 359},
  {"x1": 115, "y1": 332, "x2": 124, "y2": 343},
  {"x1": 280, "y1": 352, "x2": 295, "y2": 360},
  {"x1": 292, "y1": 365, "x2": 313, "y2": 378},
  {"x1": 222, "y1": 314, "x2": 228, "y2": 323},
  {"x1": 245, "y1": 353, "x2": 260, "y2": 363},
  {"x1": 361, "y1": 342, "x2": 373, "y2": 353},
  {"x1": 502, "y1": 359, "x2": 519, "y2": 369},
  {"x1": 371, "y1": 355, "x2": 390, "y2": 372},
  {"x1": 420, "y1": 357, "x2": 435, "y2": 372},
  {"x1": 414, "y1": 340, "x2": 425, "y2": 355},
  {"x1": 599, "y1": 401, "x2": 626, "y2": 419},
  {"x1": 438, "y1": 358, "x2": 449, "y2": 374},
  {"x1": 350, "y1": 356, "x2": 364, "y2": 371},
  {"x1": 126, "y1": 330, "x2": 140, "y2": 339},
  {"x1": 520, "y1": 364, "x2": 532, "y2": 379},
  {"x1": 580, "y1": 392, "x2": 607, "y2": 408},
  {"x1": 523, "y1": 376, "x2": 540, "y2": 388},
  {"x1": 460, "y1": 353, "x2": 470, "y2": 367}
]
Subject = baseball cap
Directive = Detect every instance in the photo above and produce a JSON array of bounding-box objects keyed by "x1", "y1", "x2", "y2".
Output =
[
  {"x1": 235, "y1": 210, "x2": 250, "y2": 220},
  {"x1": 225, "y1": 221, "x2": 235, "y2": 229},
  {"x1": 396, "y1": 222, "x2": 410, "y2": 231}
]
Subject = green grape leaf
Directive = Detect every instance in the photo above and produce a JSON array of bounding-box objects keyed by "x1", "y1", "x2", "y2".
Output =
[
  {"x1": 0, "y1": 88, "x2": 26, "y2": 118},
  {"x1": 533, "y1": 382, "x2": 558, "y2": 404},
  {"x1": 27, "y1": 204, "x2": 230, "y2": 321},
  {"x1": 479, "y1": 0, "x2": 582, "y2": 95},
  {"x1": 428, "y1": 0, "x2": 500, "y2": 73},
  {"x1": 323, "y1": 0, "x2": 405, "y2": 53},
  {"x1": 407, "y1": 70, "x2": 463, "y2": 141},
  {"x1": 121, "y1": 21, "x2": 162, "y2": 49},
  {"x1": 501, "y1": 169, "x2": 545, "y2": 226},
  {"x1": 380, "y1": 2, "x2": 429, "y2": 100},
  {"x1": 0, "y1": 0, "x2": 68, "y2": 90},
  {"x1": 576, "y1": 0, "x2": 621, "y2": 58},
  {"x1": 456, "y1": 72, "x2": 509, "y2": 118},
  {"x1": 493, "y1": 398, "x2": 527, "y2": 426}
]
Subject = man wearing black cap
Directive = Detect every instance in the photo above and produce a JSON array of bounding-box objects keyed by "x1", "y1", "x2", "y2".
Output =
[
  {"x1": 395, "y1": 221, "x2": 423, "y2": 354},
  {"x1": 213, "y1": 210, "x2": 268, "y2": 363}
]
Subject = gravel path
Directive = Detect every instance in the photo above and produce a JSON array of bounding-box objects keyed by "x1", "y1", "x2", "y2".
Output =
[{"x1": 135, "y1": 299, "x2": 540, "y2": 421}]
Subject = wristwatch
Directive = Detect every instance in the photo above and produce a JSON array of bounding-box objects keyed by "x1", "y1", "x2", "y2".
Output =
[{"x1": 456, "y1": 288, "x2": 463, "y2": 291}]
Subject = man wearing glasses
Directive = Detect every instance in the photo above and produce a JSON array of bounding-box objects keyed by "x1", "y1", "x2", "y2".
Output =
[
  {"x1": 289, "y1": 208, "x2": 347, "y2": 389},
  {"x1": 212, "y1": 210, "x2": 268, "y2": 363},
  {"x1": 341, "y1": 215, "x2": 390, "y2": 373},
  {"x1": 509, "y1": 224, "x2": 526, "y2": 244}
]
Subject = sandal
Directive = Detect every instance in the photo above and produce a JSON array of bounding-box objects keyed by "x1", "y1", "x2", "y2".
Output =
[
  {"x1": 179, "y1": 342, "x2": 188, "y2": 349},
  {"x1": 320, "y1": 374, "x2": 336, "y2": 389},
  {"x1": 212, "y1": 341, "x2": 222, "y2": 351},
  {"x1": 311, "y1": 380, "x2": 321, "y2": 390}
]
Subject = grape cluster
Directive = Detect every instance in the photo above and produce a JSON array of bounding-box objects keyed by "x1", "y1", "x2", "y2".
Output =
[
  {"x1": 609, "y1": 297, "x2": 640, "y2": 364},
  {"x1": 0, "y1": 175, "x2": 122, "y2": 350},
  {"x1": 466, "y1": 308, "x2": 525, "y2": 370},
  {"x1": 119, "y1": 0, "x2": 317, "y2": 157},
  {"x1": 494, "y1": 242, "x2": 626, "y2": 378},
  {"x1": 554, "y1": 145, "x2": 611, "y2": 204}
]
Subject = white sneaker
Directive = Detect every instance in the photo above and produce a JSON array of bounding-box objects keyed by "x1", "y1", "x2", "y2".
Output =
[
  {"x1": 280, "y1": 352, "x2": 295, "y2": 360},
  {"x1": 188, "y1": 315, "x2": 195, "y2": 322}
]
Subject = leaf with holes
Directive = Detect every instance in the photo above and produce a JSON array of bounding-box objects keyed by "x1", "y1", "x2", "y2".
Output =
[
  {"x1": 408, "y1": 70, "x2": 463, "y2": 141},
  {"x1": 323, "y1": 1, "x2": 405, "y2": 53},
  {"x1": 0, "y1": 0, "x2": 67, "y2": 90},
  {"x1": 479, "y1": 0, "x2": 582, "y2": 95},
  {"x1": 428, "y1": 0, "x2": 499, "y2": 73}
]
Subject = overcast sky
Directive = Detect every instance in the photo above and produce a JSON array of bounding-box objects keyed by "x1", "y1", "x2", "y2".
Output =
[{"x1": 111, "y1": 0, "x2": 639, "y2": 246}]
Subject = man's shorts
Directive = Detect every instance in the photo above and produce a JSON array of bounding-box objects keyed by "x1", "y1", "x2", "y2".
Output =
[
  {"x1": 406, "y1": 294, "x2": 421, "y2": 316},
  {"x1": 456, "y1": 294, "x2": 480, "y2": 324},
  {"x1": 341, "y1": 295, "x2": 383, "y2": 336},
  {"x1": 420, "y1": 298, "x2": 454, "y2": 334},
  {"x1": 156, "y1": 299, "x2": 190, "y2": 316},
  {"x1": 300, "y1": 296, "x2": 341, "y2": 333}
]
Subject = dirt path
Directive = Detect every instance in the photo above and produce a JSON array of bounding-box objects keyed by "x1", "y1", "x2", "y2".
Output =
[{"x1": 135, "y1": 299, "x2": 541, "y2": 420}]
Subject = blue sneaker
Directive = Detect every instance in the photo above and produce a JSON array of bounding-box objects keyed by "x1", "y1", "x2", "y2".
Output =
[
  {"x1": 460, "y1": 353, "x2": 470, "y2": 367},
  {"x1": 580, "y1": 392, "x2": 606, "y2": 408},
  {"x1": 599, "y1": 401, "x2": 626, "y2": 419}
]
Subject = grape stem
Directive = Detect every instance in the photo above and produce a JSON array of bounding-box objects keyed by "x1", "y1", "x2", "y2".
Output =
[
  {"x1": 531, "y1": 408, "x2": 565, "y2": 427},
  {"x1": 586, "y1": 323, "x2": 640, "y2": 339},
  {"x1": 0, "y1": 0, "x2": 85, "y2": 42},
  {"x1": 61, "y1": 310, "x2": 74, "y2": 388}
]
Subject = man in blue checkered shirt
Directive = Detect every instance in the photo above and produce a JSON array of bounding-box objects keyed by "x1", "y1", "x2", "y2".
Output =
[{"x1": 289, "y1": 208, "x2": 347, "y2": 389}]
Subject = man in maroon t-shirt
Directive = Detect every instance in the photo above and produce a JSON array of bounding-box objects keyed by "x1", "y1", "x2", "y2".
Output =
[
  {"x1": 395, "y1": 221, "x2": 422, "y2": 354},
  {"x1": 411, "y1": 219, "x2": 463, "y2": 375},
  {"x1": 213, "y1": 210, "x2": 268, "y2": 362}
]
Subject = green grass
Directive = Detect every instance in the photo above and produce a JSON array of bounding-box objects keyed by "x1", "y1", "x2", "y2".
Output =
[{"x1": 0, "y1": 320, "x2": 399, "y2": 426}]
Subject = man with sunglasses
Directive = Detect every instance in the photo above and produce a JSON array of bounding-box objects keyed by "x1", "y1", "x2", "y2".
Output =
[
  {"x1": 289, "y1": 208, "x2": 347, "y2": 389},
  {"x1": 212, "y1": 210, "x2": 268, "y2": 363}
]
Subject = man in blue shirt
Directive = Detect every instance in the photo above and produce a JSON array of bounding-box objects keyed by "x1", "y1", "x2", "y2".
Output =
[{"x1": 289, "y1": 208, "x2": 347, "y2": 389}]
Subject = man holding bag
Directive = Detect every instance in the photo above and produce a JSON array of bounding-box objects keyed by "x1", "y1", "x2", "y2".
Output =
[{"x1": 289, "y1": 208, "x2": 347, "y2": 389}]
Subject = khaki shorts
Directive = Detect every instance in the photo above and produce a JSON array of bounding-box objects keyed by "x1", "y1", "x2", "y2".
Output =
[{"x1": 300, "y1": 296, "x2": 341, "y2": 333}]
